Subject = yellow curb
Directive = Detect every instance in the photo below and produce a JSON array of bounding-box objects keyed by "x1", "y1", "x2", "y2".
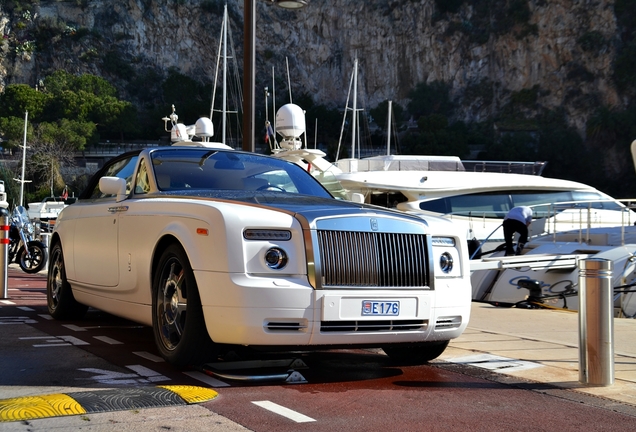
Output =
[
  {"x1": 0, "y1": 393, "x2": 85, "y2": 422},
  {"x1": 159, "y1": 385, "x2": 219, "y2": 404}
]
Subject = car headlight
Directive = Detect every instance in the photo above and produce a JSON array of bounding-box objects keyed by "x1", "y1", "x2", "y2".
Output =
[
  {"x1": 432, "y1": 236, "x2": 461, "y2": 277},
  {"x1": 265, "y1": 247, "x2": 288, "y2": 269},
  {"x1": 439, "y1": 252, "x2": 454, "y2": 273}
]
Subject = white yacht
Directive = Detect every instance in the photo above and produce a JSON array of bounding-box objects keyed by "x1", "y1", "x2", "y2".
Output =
[
  {"x1": 271, "y1": 105, "x2": 636, "y2": 318},
  {"x1": 271, "y1": 108, "x2": 633, "y2": 250}
]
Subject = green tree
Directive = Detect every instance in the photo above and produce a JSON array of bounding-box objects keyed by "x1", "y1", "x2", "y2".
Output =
[
  {"x1": 25, "y1": 119, "x2": 97, "y2": 198},
  {"x1": 369, "y1": 100, "x2": 404, "y2": 132},
  {"x1": 0, "y1": 84, "x2": 49, "y2": 119},
  {"x1": 407, "y1": 81, "x2": 454, "y2": 121},
  {"x1": 0, "y1": 116, "x2": 34, "y2": 152}
]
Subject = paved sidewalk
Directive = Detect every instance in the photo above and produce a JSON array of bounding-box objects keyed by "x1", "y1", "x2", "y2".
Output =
[{"x1": 440, "y1": 302, "x2": 636, "y2": 406}]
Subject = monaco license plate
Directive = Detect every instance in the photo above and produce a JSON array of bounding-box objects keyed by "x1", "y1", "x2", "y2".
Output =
[{"x1": 362, "y1": 300, "x2": 400, "y2": 316}]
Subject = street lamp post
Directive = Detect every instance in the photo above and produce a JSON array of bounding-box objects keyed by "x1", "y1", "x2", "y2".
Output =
[{"x1": 242, "y1": 0, "x2": 307, "y2": 153}]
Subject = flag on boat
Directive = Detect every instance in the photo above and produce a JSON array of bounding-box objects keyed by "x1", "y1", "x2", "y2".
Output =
[{"x1": 264, "y1": 121, "x2": 275, "y2": 144}]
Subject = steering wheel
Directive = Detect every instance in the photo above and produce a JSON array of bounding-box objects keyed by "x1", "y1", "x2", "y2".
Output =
[{"x1": 257, "y1": 184, "x2": 285, "y2": 192}]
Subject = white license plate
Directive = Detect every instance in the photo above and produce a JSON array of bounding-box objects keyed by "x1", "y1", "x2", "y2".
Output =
[{"x1": 362, "y1": 300, "x2": 400, "y2": 316}]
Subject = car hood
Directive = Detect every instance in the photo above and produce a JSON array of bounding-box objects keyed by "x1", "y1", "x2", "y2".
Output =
[{"x1": 155, "y1": 190, "x2": 430, "y2": 229}]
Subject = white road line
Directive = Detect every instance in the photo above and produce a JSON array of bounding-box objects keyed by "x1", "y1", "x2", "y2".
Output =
[
  {"x1": 1, "y1": 316, "x2": 37, "y2": 324},
  {"x1": 63, "y1": 324, "x2": 86, "y2": 332},
  {"x1": 252, "y1": 401, "x2": 316, "y2": 423},
  {"x1": 183, "y1": 371, "x2": 230, "y2": 388},
  {"x1": 94, "y1": 336, "x2": 123, "y2": 345},
  {"x1": 59, "y1": 335, "x2": 89, "y2": 345},
  {"x1": 447, "y1": 354, "x2": 541, "y2": 373},
  {"x1": 133, "y1": 351, "x2": 165, "y2": 362},
  {"x1": 20, "y1": 335, "x2": 89, "y2": 347},
  {"x1": 0, "y1": 300, "x2": 15, "y2": 305},
  {"x1": 17, "y1": 306, "x2": 34, "y2": 311},
  {"x1": 38, "y1": 314, "x2": 53, "y2": 320},
  {"x1": 33, "y1": 343, "x2": 72, "y2": 347},
  {"x1": 126, "y1": 365, "x2": 170, "y2": 382}
]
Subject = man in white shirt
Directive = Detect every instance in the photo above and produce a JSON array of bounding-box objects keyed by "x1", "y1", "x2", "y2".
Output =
[{"x1": 503, "y1": 206, "x2": 533, "y2": 256}]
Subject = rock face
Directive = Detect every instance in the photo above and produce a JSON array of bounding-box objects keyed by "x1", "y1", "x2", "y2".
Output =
[{"x1": 0, "y1": 0, "x2": 625, "y2": 134}]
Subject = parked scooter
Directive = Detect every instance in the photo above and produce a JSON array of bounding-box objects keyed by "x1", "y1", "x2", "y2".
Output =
[{"x1": 9, "y1": 206, "x2": 47, "y2": 274}]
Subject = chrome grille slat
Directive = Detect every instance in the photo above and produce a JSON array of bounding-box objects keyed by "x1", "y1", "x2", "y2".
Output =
[{"x1": 317, "y1": 230, "x2": 429, "y2": 288}]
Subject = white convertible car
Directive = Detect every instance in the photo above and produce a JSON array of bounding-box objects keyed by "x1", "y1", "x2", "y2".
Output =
[{"x1": 47, "y1": 145, "x2": 471, "y2": 366}]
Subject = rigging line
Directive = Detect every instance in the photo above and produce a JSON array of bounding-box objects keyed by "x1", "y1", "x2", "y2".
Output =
[
  {"x1": 390, "y1": 103, "x2": 401, "y2": 154},
  {"x1": 210, "y1": 10, "x2": 225, "y2": 119},
  {"x1": 336, "y1": 66, "x2": 355, "y2": 162},
  {"x1": 286, "y1": 57, "x2": 292, "y2": 104}
]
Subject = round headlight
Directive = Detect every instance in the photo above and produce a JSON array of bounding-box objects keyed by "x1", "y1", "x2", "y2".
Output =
[
  {"x1": 265, "y1": 247, "x2": 288, "y2": 270},
  {"x1": 439, "y1": 252, "x2": 454, "y2": 273}
]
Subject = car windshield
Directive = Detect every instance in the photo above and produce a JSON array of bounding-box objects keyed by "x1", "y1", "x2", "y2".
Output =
[{"x1": 150, "y1": 148, "x2": 333, "y2": 198}]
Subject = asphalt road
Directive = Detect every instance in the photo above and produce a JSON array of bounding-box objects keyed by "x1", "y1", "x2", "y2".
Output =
[{"x1": 1, "y1": 267, "x2": 635, "y2": 431}]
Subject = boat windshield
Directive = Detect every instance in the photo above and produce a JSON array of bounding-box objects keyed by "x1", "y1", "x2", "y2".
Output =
[{"x1": 419, "y1": 190, "x2": 624, "y2": 218}]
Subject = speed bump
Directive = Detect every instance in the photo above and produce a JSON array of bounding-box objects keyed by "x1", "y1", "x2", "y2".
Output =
[{"x1": 0, "y1": 385, "x2": 218, "y2": 422}]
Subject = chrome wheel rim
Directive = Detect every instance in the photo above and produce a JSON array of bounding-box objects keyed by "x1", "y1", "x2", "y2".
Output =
[
  {"x1": 157, "y1": 258, "x2": 187, "y2": 351},
  {"x1": 22, "y1": 247, "x2": 43, "y2": 270},
  {"x1": 48, "y1": 248, "x2": 63, "y2": 309}
]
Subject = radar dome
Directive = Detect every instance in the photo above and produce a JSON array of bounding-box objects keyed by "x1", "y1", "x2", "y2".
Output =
[
  {"x1": 195, "y1": 117, "x2": 214, "y2": 137},
  {"x1": 275, "y1": 104, "x2": 305, "y2": 139}
]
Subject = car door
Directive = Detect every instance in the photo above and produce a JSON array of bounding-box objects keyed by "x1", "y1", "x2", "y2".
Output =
[{"x1": 73, "y1": 155, "x2": 138, "y2": 288}]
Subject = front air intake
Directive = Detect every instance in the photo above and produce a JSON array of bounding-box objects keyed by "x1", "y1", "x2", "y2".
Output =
[
  {"x1": 321, "y1": 320, "x2": 427, "y2": 332},
  {"x1": 316, "y1": 231, "x2": 429, "y2": 288}
]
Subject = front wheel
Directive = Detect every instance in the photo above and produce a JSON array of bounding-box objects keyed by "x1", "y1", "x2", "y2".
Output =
[
  {"x1": 19, "y1": 242, "x2": 48, "y2": 274},
  {"x1": 47, "y1": 242, "x2": 88, "y2": 319},
  {"x1": 382, "y1": 340, "x2": 450, "y2": 365},
  {"x1": 152, "y1": 244, "x2": 217, "y2": 367}
]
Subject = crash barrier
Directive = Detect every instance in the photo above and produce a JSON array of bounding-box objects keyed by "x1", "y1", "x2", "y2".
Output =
[
  {"x1": 578, "y1": 258, "x2": 614, "y2": 386},
  {"x1": 0, "y1": 208, "x2": 8, "y2": 299}
]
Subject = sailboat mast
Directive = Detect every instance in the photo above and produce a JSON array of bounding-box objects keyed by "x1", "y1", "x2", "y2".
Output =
[
  {"x1": 387, "y1": 100, "x2": 392, "y2": 156},
  {"x1": 222, "y1": 4, "x2": 228, "y2": 145},
  {"x1": 351, "y1": 58, "x2": 358, "y2": 159}
]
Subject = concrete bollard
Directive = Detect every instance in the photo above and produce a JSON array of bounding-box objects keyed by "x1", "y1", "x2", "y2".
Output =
[
  {"x1": 0, "y1": 208, "x2": 9, "y2": 299},
  {"x1": 578, "y1": 258, "x2": 614, "y2": 386}
]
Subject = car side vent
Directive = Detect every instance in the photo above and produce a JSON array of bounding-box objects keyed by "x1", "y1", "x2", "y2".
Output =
[
  {"x1": 321, "y1": 320, "x2": 427, "y2": 332},
  {"x1": 435, "y1": 316, "x2": 462, "y2": 330},
  {"x1": 266, "y1": 321, "x2": 308, "y2": 332}
]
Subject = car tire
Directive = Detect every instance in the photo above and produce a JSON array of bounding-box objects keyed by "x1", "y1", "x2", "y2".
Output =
[
  {"x1": 19, "y1": 242, "x2": 47, "y2": 274},
  {"x1": 47, "y1": 242, "x2": 88, "y2": 320},
  {"x1": 152, "y1": 243, "x2": 217, "y2": 367},
  {"x1": 382, "y1": 340, "x2": 450, "y2": 365}
]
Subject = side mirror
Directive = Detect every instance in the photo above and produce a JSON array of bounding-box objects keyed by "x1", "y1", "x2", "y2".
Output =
[{"x1": 99, "y1": 177, "x2": 127, "y2": 203}]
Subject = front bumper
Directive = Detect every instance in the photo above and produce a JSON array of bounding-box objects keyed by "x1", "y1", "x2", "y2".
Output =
[{"x1": 195, "y1": 271, "x2": 469, "y2": 347}]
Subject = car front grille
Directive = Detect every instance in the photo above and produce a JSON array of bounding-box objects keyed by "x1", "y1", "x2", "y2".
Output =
[{"x1": 316, "y1": 230, "x2": 430, "y2": 288}]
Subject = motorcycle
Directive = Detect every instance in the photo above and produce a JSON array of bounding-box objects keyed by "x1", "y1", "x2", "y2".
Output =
[{"x1": 8, "y1": 206, "x2": 48, "y2": 274}]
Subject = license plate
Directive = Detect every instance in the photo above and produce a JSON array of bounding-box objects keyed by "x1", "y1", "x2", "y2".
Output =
[{"x1": 362, "y1": 300, "x2": 400, "y2": 316}]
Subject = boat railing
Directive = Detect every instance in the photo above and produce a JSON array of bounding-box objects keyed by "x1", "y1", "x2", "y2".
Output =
[
  {"x1": 443, "y1": 198, "x2": 636, "y2": 245},
  {"x1": 461, "y1": 160, "x2": 547, "y2": 176},
  {"x1": 336, "y1": 157, "x2": 546, "y2": 174},
  {"x1": 543, "y1": 199, "x2": 636, "y2": 245}
]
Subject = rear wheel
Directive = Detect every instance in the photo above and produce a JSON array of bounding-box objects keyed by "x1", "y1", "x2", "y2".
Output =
[
  {"x1": 47, "y1": 242, "x2": 88, "y2": 319},
  {"x1": 152, "y1": 244, "x2": 217, "y2": 367},
  {"x1": 382, "y1": 340, "x2": 450, "y2": 365}
]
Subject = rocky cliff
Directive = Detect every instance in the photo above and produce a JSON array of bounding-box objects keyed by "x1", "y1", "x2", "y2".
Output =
[{"x1": 0, "y1": 0, "x2": 628, "y2": 136}]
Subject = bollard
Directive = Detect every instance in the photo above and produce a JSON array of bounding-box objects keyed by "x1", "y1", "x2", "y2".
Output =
[
  {"x1": 0, "y1": 208, "x2": 9, "y2": 299},
  {"x1": 578, "y1": 258, "x2": 614, "y2": 386}
]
